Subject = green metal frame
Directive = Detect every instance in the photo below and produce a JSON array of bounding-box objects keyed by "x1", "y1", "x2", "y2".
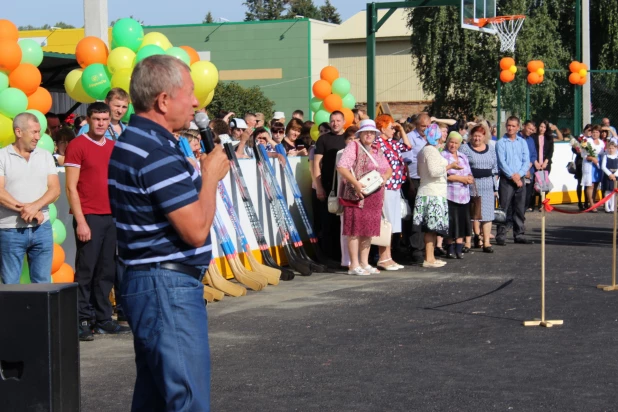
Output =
[{"x1": 366, "y1": 0, "x2": 458, "y2": 118}]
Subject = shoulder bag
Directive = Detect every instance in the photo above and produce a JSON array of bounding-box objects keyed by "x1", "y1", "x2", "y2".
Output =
[
  {"x1": 371, "y1": 204, "x2": 392, "y2": 247},
  {"x1": 400, "y1": 191, "x2": 412, "y2": 220},
  {"x1": 328, "y1": 160, "x2": 344, "y2": 215},
  {"x1": 566, "y1": 154, "x2": 577, "y2": 175},
  {"x1": 351, "y1": 142, "x2": 383, "y2": 196},
  {"x1": 469, "y1": 181, "x2": 482, "y2": 221}
]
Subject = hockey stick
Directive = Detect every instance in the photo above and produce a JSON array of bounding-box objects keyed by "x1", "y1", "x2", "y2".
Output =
[
  {"x1": 217, "y1": 182, "x2": 281, "y2": 285},
  {"x1": 256, "y1": 145, "x2": 326, "y2": 272},
  {"x1": 203, "y1": 258, "x2": 247, "y2": 297},
  {"x1": 224, "y1": 143, "x2": 305, "y2": 277}
]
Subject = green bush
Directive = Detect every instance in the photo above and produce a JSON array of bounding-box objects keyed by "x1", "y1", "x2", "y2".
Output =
[{"x1": 208, "y1": 82, "x2": 275, "y2": 122}]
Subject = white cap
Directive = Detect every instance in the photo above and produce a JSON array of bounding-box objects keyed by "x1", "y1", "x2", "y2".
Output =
[
  {"x1": 273, "y1": 111, "x2": 285, "y2": 120},
  {"x1": 230, "y1": 118, "x2": 248, "y2": 129}
]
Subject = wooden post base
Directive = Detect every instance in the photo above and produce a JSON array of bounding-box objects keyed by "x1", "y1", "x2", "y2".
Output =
[
  {"x1": 523, "y1": 319, "x2": 564, "y2": 328},
  {"x1": 597, "y1": 284, "x2": 618, "y2": 291}
]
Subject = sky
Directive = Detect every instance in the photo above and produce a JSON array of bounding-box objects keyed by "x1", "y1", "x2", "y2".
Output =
[{"x1": 3, "y1": 0, "x2": 386, "y2": 28}]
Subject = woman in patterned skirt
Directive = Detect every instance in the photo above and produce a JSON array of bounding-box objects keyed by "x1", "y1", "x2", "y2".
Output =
[
  {"x1": 413, "y1": 124, "x2": 463, "y2": 268},
  {"x1": 459, "y1": 125, "x2": 498, "y2": 252}
]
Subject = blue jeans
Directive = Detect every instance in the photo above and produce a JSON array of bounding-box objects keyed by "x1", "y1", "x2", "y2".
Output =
[
  {"x1": 121, "y1": 266, "x2": 210, "y2": 412},
  {"x1": 0, "y1": 221, "x2": 53, "y2": 284}
]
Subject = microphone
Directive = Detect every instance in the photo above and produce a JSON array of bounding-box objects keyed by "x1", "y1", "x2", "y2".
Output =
[{"x1": 194, "y1": 112, "x2": 216, "y2": 154}]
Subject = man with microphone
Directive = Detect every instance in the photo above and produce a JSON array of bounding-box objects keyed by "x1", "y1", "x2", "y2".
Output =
[{"x1": 108, "y1": 55, "x2": 229, "y2": 411}]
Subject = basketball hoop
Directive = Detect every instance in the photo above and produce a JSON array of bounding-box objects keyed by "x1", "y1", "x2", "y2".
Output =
[{"x1": 477, "y1": 15, "x2": 526, "y2": 53}]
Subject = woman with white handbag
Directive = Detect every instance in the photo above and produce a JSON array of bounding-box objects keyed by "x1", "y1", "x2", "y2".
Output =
[{"x1": 336, "y1": 120, "x2": 392, "y2": 276}]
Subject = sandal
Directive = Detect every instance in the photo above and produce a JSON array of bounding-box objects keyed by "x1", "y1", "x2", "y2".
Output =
[
  {"x1": 423, "y1": 260, "x2": 447, "y2": 268},
  {"x1": 348, "y1": 266, "x2": 370, "y2": 276},
  {"x1": 377, "y1": 259, "x2": 400, "y2": 271},
  {"x1": 363, "y1": 265, "x2": 380, "y2": 274}
]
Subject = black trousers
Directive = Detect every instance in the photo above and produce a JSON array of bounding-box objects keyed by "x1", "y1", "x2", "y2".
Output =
[
  {"x1": 406, "y1": 178, "x2": 425, "y2": 260},
  {"x1": 316, "y1": 191, "x2": 342, "y2": 262},
  {"x1": 73, "y1": 214, "x2": 117, "y2": 323},
  {"x1": 497, "y1": 178, "x2": 526, "y2": 242}
]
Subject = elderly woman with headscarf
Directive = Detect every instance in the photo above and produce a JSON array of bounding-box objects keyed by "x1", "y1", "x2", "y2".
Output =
[
  {"x1": 441, "y1": 132, "x2": 473, "y2": 259},
  {"x1": 337, "y1": 120, "x2": 392, "y2": 276},
  {"x1": 413, "y1": 124, "x2": 462, "y2": 268}
]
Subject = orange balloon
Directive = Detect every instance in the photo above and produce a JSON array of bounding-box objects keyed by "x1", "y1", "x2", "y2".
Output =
[
  {"x1": 577, "y1": 76, "x2": 586, "y2": 86},
  {"x1": 323, "y1": 93, "x2": 343, "y2": 112},
  {"x1": 51, "y1": 244, "x2": 66, "y2": 273},
  {"x1": 9, "y1": 64, "x2": 42, "y2": 96},
  {"x1": 528, "y1": 72, "x2": 541, "y2": 85},
  {"x1": 580, "y1": 63, "x2": 588, "y2": 71},
  {"x1": 75, "y1": 36, "x2": 109, "y2": 68},
  {"x1": 320, "y1": 66, "x2": 339, "y2": 84},
  {"x1": 499, "y1": 57, "x2": 515, "y2": 71},
  {"x1": 341, "y1": 108, "x2": 354, "y2": 128},
  {"x1": 527, "y1": 60, "x2": 543, "y2": 74},
  {"x1": 52, "y1": 262, "x2": 74, "y2": 283},
  {"x1": 500, "y1": 69, "x2": 515, "y2": 83},
  {"x1": 0, "y1": 40, "x2": 22, "y2": 72},
  {"x1": 569, "y1": 72, "x2": 581, "y2": 85},
  {"x1": 179, "y1": 46, "x2": 200, "y2": 65},
  {"x1": 312, "y1": 79, "x2": 332, "y2": 100},
  {"x1": 27, "y1": 87, "x2": 53, "y2": 114},
  {"x1": 0, "y1": 19, "x2": 18, "y2": 42},
  {"x1": 569, "y1": 61, "x2": 582, "y2": 73}
]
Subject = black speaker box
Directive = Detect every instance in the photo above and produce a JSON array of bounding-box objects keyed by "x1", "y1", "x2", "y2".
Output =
[{"x1": 0, "y1": 283, "x2": 80, "y2": 411}]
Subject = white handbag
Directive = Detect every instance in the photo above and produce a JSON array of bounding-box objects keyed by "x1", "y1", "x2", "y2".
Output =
[
  {"x1": 351, "y1": 142, "x2": 384, "y2": 196},
  {"x1": 400, "y1": 192, "x2": 412, "y2": 220},
  {"x1": 328, "y1": 154, "x2": 344, "y2": 215},
  {"x1": 371, "y1": 214, "x2": 392, "y2": 246}
]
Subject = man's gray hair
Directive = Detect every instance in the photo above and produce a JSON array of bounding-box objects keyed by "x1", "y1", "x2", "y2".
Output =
[
  {"x1": 130, "y1": 55, "x2": 190, "y2": 113},
  {"x1": 13, "y1": 112, "x2": 39, "y2": 132}
]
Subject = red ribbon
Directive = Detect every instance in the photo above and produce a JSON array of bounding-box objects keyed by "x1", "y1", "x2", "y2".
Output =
[{"x1": 543, "y1": 188, "x2": 618, "y2": 214}]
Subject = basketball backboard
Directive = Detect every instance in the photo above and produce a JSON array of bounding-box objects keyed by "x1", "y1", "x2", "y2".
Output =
[{"x1": 461, "y1": 0, "x2": 497, "y2": 34}]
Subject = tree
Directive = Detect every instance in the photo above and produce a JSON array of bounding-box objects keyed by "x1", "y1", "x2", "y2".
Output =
[
  {"x1": 319, "y1": 0, "x2": 341, "y2": 24},
  {"x1": 208, "y1": 82, "x2": 275, "y2": 123},
  {"x1": 287, "y1": 0, "x2": 321, "y2": 20},
  {"x1": 19, "y1": 21, "x2": 75, "y2": 30},
  {"x1": 243, "y1": 0, "x2": 291, "y2": 21},
  {"x1": 203, "y1": 11, "x2": 215, "y2": 23},
  {"x1": 110, "y1": 16, "x2": 144, "y2": 27}
]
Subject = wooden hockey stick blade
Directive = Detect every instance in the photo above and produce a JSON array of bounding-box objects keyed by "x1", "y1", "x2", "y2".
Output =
[
  {"x1": 260, "y1": 251, "x2": 295, "y2": 281},
  {"x1": 246, "y1": 252, "x2": 281, "y2": 285},
  {"x1": 283, "y1": 243, "x2": 312, "y2": 276},
  {"x1": 228, "y1": 256, "x2": 266, "y2": 291},
  {"x1": 203, "y1": 285, "x2": 224, "y2": 302},
  {"x1": 206, "y1": 265, "x2": 246, "y2": 297},
  {"x1": 232, "y1": 255, "x2": 269, "y2": 287}
]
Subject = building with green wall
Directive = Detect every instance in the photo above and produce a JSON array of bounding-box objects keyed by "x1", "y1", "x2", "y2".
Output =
[{"x1": 145, "y1": 19, "x2": 336, "y2": 121}]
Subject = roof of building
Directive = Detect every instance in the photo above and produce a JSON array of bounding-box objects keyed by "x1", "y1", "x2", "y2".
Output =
[{"x1": 324, "y1": 9, "x2": 411, "y2": 43}]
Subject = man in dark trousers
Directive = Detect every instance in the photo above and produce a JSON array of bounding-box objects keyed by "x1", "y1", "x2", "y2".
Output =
[
  {"x1": 65, "y1": 102, "x2": 130, "y2": 341},
  {"x1": 108, "y1": 55, "x2": 229, "y2": 411}
]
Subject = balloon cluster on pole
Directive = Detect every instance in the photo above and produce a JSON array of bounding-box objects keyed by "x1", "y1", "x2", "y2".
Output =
[
  {"x1": 309, "y1": 66, "x2": 356, "y2": 140},
  {"x1": 0, "y1": 19, "x2": 51, "y2": 149},
  {"x1": 527, "y1": 60, "x2": 545, "y2": 85},
  {"x1": 499, "y1": 57, "x2": 517, "y2": 83},
  {"x1": 64, "y1": 18, "x2": 218, "y2": 110},
  {"x1": 568, "y1": 61, "x2": 588, "y2": 86},
  {"x1": 49, "y1": 203, "x2": 74, "y2": 283}
]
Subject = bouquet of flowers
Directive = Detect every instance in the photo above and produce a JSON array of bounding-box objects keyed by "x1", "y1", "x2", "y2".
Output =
[
  {"x1": 580, "y1": 139, "x2": 597, "y2": 158},
  {"x1": 569, "y1": 136, "x2": 582, "y2": 153}
]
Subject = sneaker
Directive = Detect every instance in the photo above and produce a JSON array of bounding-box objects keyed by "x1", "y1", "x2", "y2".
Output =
[
  {"x1": 423, "y1": 260, "x2": 447, "y2": 268},
  {"x1": 348, "y1": 266, "x2": 370, "y2": 276},
  {"x1": 94, "y1": 320, "x2": 131, "y2": 334},
  {"x1": 79, "y1": 321, "x2": 94, "y2": 342}
]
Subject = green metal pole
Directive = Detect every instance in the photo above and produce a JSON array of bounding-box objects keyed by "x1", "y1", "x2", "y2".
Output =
[
  {"x1": 574, "y1": 0, "x2": 582, "y2": 134},
  {"x1": 366, "y1": 3, "x2": 377, "y2": 119},
  {"x1": 526, "y1": 83, "x2": 530, "y2": 121},
  {"x1": 497, "y1": 77, "x2": 501, "y2": 139}
]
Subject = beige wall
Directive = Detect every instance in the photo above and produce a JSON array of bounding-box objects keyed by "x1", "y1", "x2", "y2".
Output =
[
  {"x1": 310, "y1": 20, "x2": 338, "y2": 87},
  {"x1": 328, "y1": 40, "x2": 433, "y2": 103}
]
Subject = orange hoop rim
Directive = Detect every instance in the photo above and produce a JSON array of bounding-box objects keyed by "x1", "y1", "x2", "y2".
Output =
[{"x1": 476, "y1": 15, "x2": 526, "y2": 28}]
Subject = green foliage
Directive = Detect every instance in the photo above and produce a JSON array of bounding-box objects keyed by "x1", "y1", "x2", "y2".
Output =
[
  {"x1": 203, "y1": 12, "x2": 215, "y2": 24},
  {"x1": 243, "y1": 0, "x2": 291, "y2": 21},
  {"x1": 319, "y1": 0, "x2": 341, "y2": 24},
  {"x1": 19, "y1": 21, "x2": 75, "y2": 30},
  {"x1": 208, "y1": 82, "x2": 275, "y2": 122},
  {"x1": 287, "y1": 0, "x2": 321, "y2": 19},
  {"x1": 243, "y1": 0, "x2": 341, "y2": 23}
]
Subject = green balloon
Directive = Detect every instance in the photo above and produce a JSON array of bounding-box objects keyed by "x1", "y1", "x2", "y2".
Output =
[
  {"x1": 166, "y1": 47, "x2": 191, "y2": 66},
  {"x1": 332, "y1": 78, "x2": 351, "y2": 97},
  {"x1": 112, "y1": 18, "x2": 145, "y2": 52},
  {"x1": 0, "y1": 88, "x2": 29, "y2": 119},
  {"x1": 18, "y1": 39, "x2": 44, "y2": 67},
  {"x1": 0, "y1": 71, "x2": 8, "y2": 93},
  {"x1": 20, "y1": 259, "x2": 31, "y2": 284},
  {"x1": 122, "y1": 103, "x2": 134, "y2": 123},
  {"x1": 310, "y1": 97, "x2": 323, "y2": 113},
  {"x1": 81, "y1": 63, "x2": 111, "y2": 100},
  {"x1": 37, "y1": 133, "x2": 55, "y2": 154},
  {"x1": 26, "y1": 109, "x2": 47, "y2": 132},
  {"x1": 342, "y1": 93, "x2": 356, "y2": 110},
  {"x1": 48, "y1": 203, "x2": 57, "y2": 224},
  {"x1": 52, "y1": 219, "x2": 67, "y2": 245},
  {"x1": 134, "y1": 44, "x2": 165, "y2": 64},
  {"x1": 314, "y1": 109, "x2": 330, "y2": 125}
]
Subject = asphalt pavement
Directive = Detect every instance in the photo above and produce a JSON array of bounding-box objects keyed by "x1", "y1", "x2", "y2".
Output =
[{"x1": 80, "y1": 206, "x2": 618, "y2": 411}]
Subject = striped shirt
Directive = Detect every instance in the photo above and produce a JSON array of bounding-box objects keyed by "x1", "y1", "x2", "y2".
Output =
[{"x1": 107, "y1": 115, "x2": 212, "y2": 266}]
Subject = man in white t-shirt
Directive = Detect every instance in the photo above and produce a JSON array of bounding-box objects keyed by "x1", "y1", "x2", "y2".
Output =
[{"x1": 0, "y1": 112, "x2": 60, "y2": 284}]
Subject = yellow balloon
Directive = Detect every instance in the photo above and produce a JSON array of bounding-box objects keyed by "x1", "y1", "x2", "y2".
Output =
[
  {"x1": 509, "y1": 65, "x2": 517, "y2": 74},
  {"x1": 191, "y1": 61, "x2": 219, "y2": 99},
  {"x1": 111, "y1": 68, "x2": 132, "y2": 93},
  {"x1": 579, "y1": 68, "x2": 587, "y2": 77},
  {"x1": 64, "y1": 69, "x2": 96, "y2": 103},
  {"x1": 537, "y1": 68, "x2": 545, "y2": 76},
  {"x1": 310, "y1": 123, "x2": 320, "y2": 141},
  {"x1": 197, "y1": 90, "x2": 215, "y2": 109},
  {"x1": 107, "y1": 46, "x2": 136, "y2": 74},
  {"x1": 0, "y1": 114, "x2": 15, "y2": 148},
  {"x1": 139, "y1": 32, "x2": 173, "y2": 51}
]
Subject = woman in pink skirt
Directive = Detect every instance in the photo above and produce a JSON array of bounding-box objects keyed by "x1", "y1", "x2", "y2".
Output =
[{"x1": 337, "y1": 120, "x2": 392, "y2": 276}]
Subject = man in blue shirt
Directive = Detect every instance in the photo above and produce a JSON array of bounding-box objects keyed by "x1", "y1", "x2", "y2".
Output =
[
  {"x1": 108, "y1": 55, "x2": 229, "y2": 411},
  {"x1": 520, "y1": 120, "x2": 538, "y2": 212},
  {"x1": 78, "y1": 88, "x2": 129, "y2": 140},
  {"x1": 496, "y1": 116, "x2": 533, "y2": 245}
]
